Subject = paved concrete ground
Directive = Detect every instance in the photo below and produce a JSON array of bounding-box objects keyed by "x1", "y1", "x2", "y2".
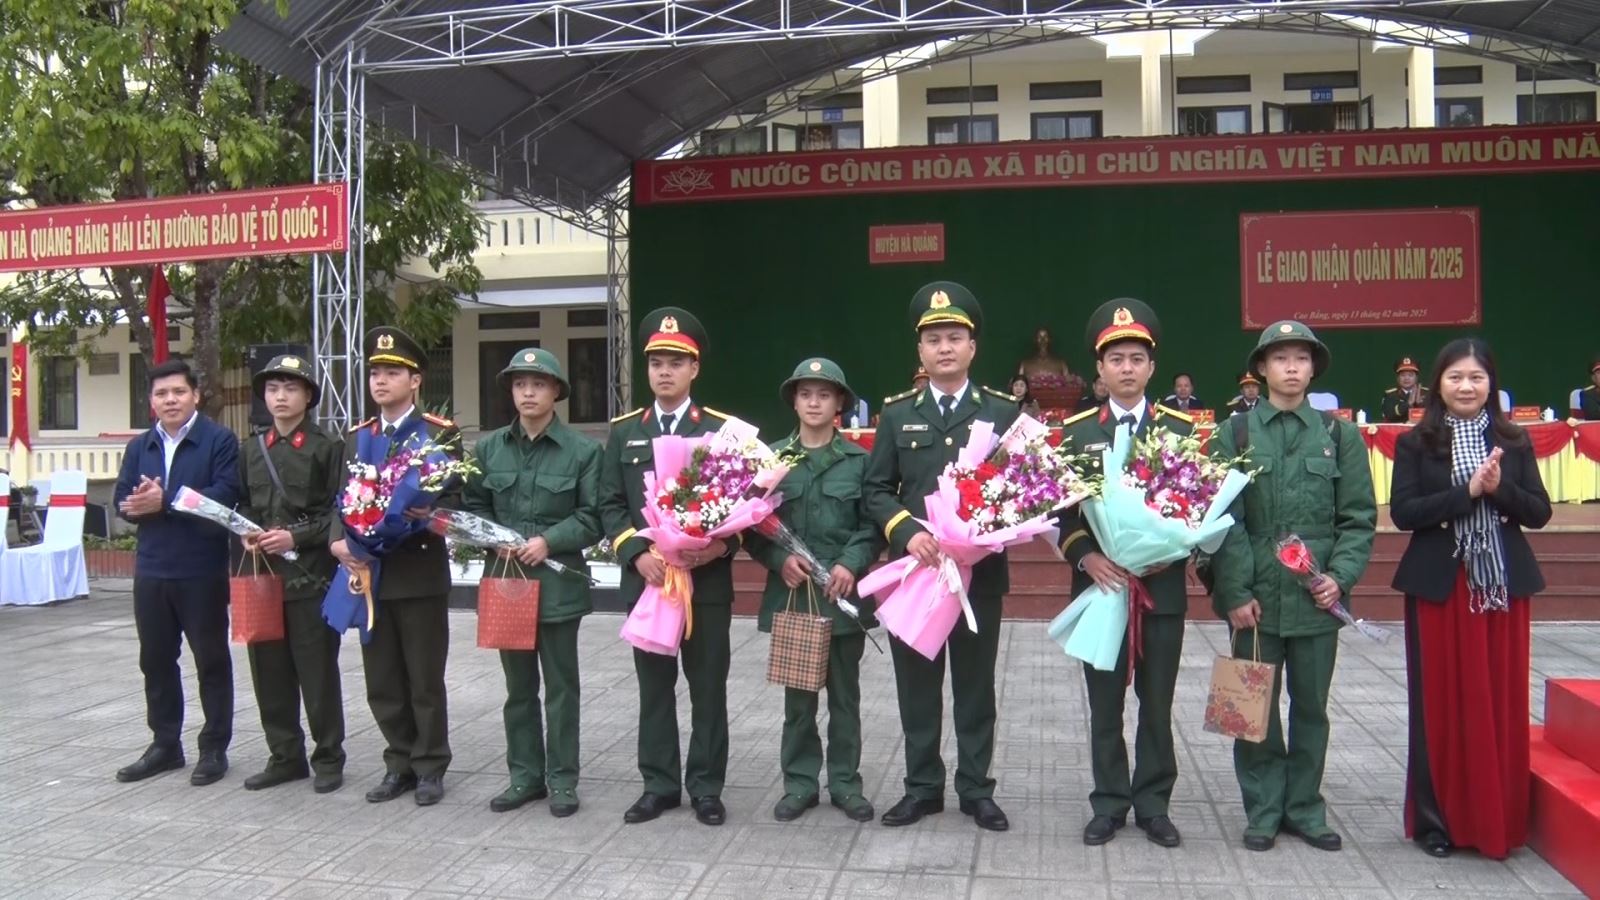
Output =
[{"x1": 1, "y1": 581, "x2": 1592, "y2": 899}]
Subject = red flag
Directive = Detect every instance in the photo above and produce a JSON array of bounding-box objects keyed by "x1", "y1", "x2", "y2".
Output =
[
  {"x1": 9, "y1": 336, "x2": 28, "y2": 453},
  {"x1": 148, "y1": 267, "x2": 170, "y2": 364}
]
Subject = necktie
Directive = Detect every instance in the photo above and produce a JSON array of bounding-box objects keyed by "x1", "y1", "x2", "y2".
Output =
[
  {"x1": 383, "y1": 424, "x2": 396, "y2": 438},
  {"x1": 659, "y1": 413, "x2": 676, "y2": 436},
  {"x1": 939, "y1": 394, "x2": 956, "y2": 419},
  {"x1": 1119, "y1": 413, "x2": 1137, "y2": 430}
]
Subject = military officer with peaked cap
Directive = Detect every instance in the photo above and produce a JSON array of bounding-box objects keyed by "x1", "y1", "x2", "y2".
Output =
[
  {"x1": 1381, "y1": 356, "x2": 1430, "y2": 423},
  {"x1": 862, "y1": 281, "x2": 1019, "y2": 832}
]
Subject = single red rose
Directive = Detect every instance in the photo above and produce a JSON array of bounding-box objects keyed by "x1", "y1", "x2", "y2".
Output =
[
  {"x1": 677, "y1": 472, "x2": 692, "y2": 488},
  {"x1": 753, "y1": 516, "x2": 779, "y2": 537},
  {"x1": 1276, "y1": 539, "x2": 1315, "y2": 575},
  {"x1": 976, "y1": 463, "x2": 1001, "y2": 481}
]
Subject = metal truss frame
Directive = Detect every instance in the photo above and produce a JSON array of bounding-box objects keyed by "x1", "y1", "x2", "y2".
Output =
[{"x1": 311, "y1": 46, "x2": 367, "y2": 432}]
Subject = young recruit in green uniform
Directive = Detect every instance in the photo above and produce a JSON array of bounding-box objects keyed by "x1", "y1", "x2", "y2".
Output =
[
  {"x1": 238, "y1": 354, "x2": 346, "y2": 795},
  {"x1": 600, "y1": 308, "x2": 741, "y2": 827},
  {"x1": 1211, "y1": 320, "x2": 1377, "y2": 853},
  {"x1": 862, "y1": 281, "x2": 1019, "y2": 833},
  {"x1": 463, "y1": 347, "x2": 602, "y2": 818},
  {"x1": 1053, "y1": 299, "x2": 1193, "y2": 850},
  {"x1": 746, "y1": 357, "x2": 883, "y2": 824}
]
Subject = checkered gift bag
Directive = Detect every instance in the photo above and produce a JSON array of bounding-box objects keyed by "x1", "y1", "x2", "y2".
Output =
[
  {"x1": 230, "y1": 552, "x2": 285, "y2": 645},
  {"x1": 767, "y1": 586, "x2": 832, "y2": 692},
  {"x1": 477, "y1": 556, "x2": 540, "y2": 651}
]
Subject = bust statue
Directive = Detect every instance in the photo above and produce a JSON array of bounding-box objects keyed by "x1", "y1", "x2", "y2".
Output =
[{"x1": 1017, "y1": 327, "x2": 1083, "y2": 415}]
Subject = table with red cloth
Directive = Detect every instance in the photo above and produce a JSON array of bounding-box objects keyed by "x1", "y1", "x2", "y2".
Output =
[
  {"x1": 841, "y1": 427, "x2": 1067, "y2": 451},
  {"x1": 1361, "y1": 420, "x2": 1600, "y2": 504}
]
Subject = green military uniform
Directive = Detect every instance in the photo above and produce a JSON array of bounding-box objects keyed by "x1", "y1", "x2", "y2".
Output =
[
  {"x1": 336, "y1": 327, "x2": 461, "y2": 797},
  {"x1": 1211, "y1": 320, "x2": 1377, "y2": 847},
  {"x1": 1226, "y1": 371, "x2": 1263, "y2": 418},
  {"x1": 1054, "y1": 299, "x2": 1193, "y2": 828},
  {"x1": 1579, "y1": 359, "x2": 1600, "y2": 420},
  {"x1": 1380, "y1": 357, "x2": 1429, "y2": 423},
  {"x1": 862, "y1": 282, "x2": 1019, "y2": 812},
  {"x1": 745, "y1": 359, "x2": 883, "y2": 815},
  {"x1": 600, "y1": 308, "x2": 739, "y2": 805},
  {"x1": 238, "y1": 354, "x2": 345, "y2": 786},
  {"x1": 463, "y1": 348, "x2": 602, "y2": 815}
]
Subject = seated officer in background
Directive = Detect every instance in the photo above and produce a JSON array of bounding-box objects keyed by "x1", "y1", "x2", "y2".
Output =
[
  {"x1": 1226, "y1": 372, "x2": 1263, "y2": 417},
  {"x1": 1162, "y1": 373, "x2": 1204, "y2": 412},
  {"x1": 1381, "y1": 357, "x2": 1429, "y2": 423},
  {"x1": 1579, "y1": 358, "x2": 1600, "y2": 420}
]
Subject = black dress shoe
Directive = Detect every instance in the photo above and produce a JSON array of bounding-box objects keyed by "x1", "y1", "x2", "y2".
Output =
[
  {"x1": 415, "y1": 775, "x2": 445, "y2": 806},
  {"x1": 190, "y1": 751, "x2": 229, "y2": 786},
  {"x1": 1243, "y1": 833, "x2": 1276, "y2": 852},
  {"x1": 880, "y1": 795, "x2": 944, "y2": 827},
  {"x1": 549, "y1": 789, "x2": 579, "y2": 818},
  {"x1": 1420, "y1": 832, "x2": 1453, "y2": 858},
  {"x1": 958, "y1": 798, "x2": 1009, "y2": 832},
  {"x1": 313, "y1": 772, "x2": 344, "y2": 794},
  {"x1": 623, "y1": 792, "x2": 681, "y2": 824},
  {"x1": 1283, "y1": 825, "x2": 1342, "y2": 851},
  {"x1": 1137, "y1": 815, "x2": 1182, "y2": 848},
  {"x1": 692, "y1": 795, "x2": 727, "y2": 826},
  {"x1": 774, "y1": 794, "x2": 819, "y2": 822},
  {"x1": 115, "y1": 746, "x2": 184, "y2": 783},
  {"x1": 244, "y1": 765, "x2": 309, "y2": 791},
  {"x1": 489, "y1": 784, "x2": 548, "y2": 813},
  {"x1": 365, "y1": 772, "x2": 417, "y2": 803},
  {"x1": 1083, "y1": 814, "x2": 1127, "y2": 845}
]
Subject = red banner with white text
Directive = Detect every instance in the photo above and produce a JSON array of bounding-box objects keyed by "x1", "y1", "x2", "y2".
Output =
[
  {"x1": 1239, "y1": 207, "x2": 1481, "y2": 329},
  {"x1": 0, "y1": 183, "x2": 349, "y2": 273},
  {"x1": 634, "y1": 124, "x2": 1600, "y2": 205}
]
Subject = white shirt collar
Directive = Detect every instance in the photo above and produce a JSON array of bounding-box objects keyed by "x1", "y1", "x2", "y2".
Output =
[
  {"x1": 160, "y1": 410, "x2": 200, "y2": 444},
  {"x1": 653, "y1": 397, "x2": 692, "y2": 433},
  {"x1": 928, "y1": 380, "x2": 970, "y2": 409},
  {"x1": 382, "y1": 405, "x2": 416, "y2": 432},
  {"x1": 1107, "y1": 397, "x2": 1146, "y2": 427}
]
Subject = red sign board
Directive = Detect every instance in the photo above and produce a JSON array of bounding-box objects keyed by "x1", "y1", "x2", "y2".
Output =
[
  {"x1": 8, "y1": 338, "x2": 27, "y2": 452},
  {"x1": 1239, "y1": 207, "x2": 1480, "y2": 329},
  {"x1": 868, "y1": 223, "x2": 945, "y2": 264},
  {"x1": 0, "y1": 183, "x2": 349, "y2": 273},
  {"x1": 634, "y1": 124, "x2": 1600, "y2": 205}
]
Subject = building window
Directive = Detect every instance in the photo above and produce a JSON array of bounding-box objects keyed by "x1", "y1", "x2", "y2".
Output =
[
  {"x1": 926, "y1": 85, "x2": 998, "y2": 105},
  {"x1": 1516, "y1": 61, "x2": 1597, "y2": 81},
  {"x1": 701, "y1": 128, "x2": 767, "y2": 156},
  {"x1": 1179, "y1": 106, "x2": 1251, "y2": 135},
  {"x1": 1283, "y1": 70, "x2": 1359, "y2": 91},
  {"x1": 476, "y1": 338, "x2": 525, "y2": 433},
  {"x1": 1029, "y1": 80, "x2": 1102, "y2": 100},
  {"x1": 566, "y1": 337, "x2": 608, "y2": 424},
  {"x1": 567, "y1": 307, "x2": 607, "y2": 328},
  {"x1": 799, "y1": 123, "x2": 862, "y2": 151},
  {"x1": 1435, "y1": 97, "x2": 1483, "y2": 127},
  {"x1": 130, "y1": 324, "x2": 181, "y2": 343},
  {"x1": 1176, "y1": 74, "x2": 1251, "y2": 94},
  {"x1": 798, "y1": 92, "x2": 864, "y2": 110},
  {"x1": 40, "y1": 356, "x2": 77, "y2": 431},
  {"x1": 1031, "y1": 111, "x2": 1101, "y2": 140},
  {"x1": 480, "y1": 311, "x2": 541, "y2": 330},
  {"x1": 420, "y1": 336, "x2": 453, "y2": 419},
  {"x1": 928, "y1": 115, "x2": 998, "y2": 145},
  {"x1": 1434, "y1": 65, "x2": 1483, "y2": 85},
  {"x1": 1517, "y1": 91, "x2": 1598, "y2": 123}
]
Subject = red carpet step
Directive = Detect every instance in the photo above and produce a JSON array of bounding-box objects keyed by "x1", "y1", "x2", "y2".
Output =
[
  {"x1": 1529, "y1": 722, "x2": 1600, "y2": 899},
  {"x1": 1547, "y1": 679, "x2": 1600, "y2": 776}
]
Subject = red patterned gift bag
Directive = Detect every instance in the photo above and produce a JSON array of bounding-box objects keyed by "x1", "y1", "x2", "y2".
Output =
[
  {"x1": 230, "y1": 552, "x2": 285, "y2": 644},
  {"x1": 477, "y1": 556, "x2": 540, "y2": 651},
  {"x1": 767, "y1": 586, "x2": 832, "y2": 692},
  {"x1": 1203, "y1": 629, "x2": 1277, "y2": 743}
]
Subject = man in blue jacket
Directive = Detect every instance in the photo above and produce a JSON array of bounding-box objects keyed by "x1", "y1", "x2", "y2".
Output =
[{"x1": 113, "y1": 359, "x2": 241, "y2": 786}]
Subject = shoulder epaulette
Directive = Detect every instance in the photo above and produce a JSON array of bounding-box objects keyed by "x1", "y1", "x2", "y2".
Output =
[
  {"x1": 610, "y1": 407, "x2": 645, "y2": 424},
  {"x1": 981, "y1": 385, "x2": 1017, "y2": 402},
  {"x1": 348, "y1": 417, "x2": 375, "y2": 433},
  {"x1": 1062, "y1": 407, "x2": 1098, "y2": 426},
  {"x1": 700, "y1": 406, "x2": 730, "y2": 420},
  {"x1": 882, "y1": 388, "x2": 917, "y2": 406},
  {"x1": 1584, "y1": 385, "x2": 1598, "y2": 394},
  {"x1": 1384, "y1": 387, "x2": 1400, "y2": 394},
  {"x1": 422, "y1": 412, "x2": 455, "y2": 428},
  {"x1": 1154, "y1": 403, "x2": 1193, "y2": 423}
]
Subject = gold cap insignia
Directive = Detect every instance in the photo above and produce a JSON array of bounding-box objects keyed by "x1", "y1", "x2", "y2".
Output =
[
  {"x1": 1402, "y1": 357, "x2": 1413, "y2": 366},
  {"x1": 1112, "y1": 307, "x2": 1133, "y2": 326},
  {"x1": 523, "y1": 352, "x2": 536, "y2": 363},
  {"x1": 283, "y1": 357, "x2": 300, "y2": 369},
  {"x1": 929, "y1": 290, "x2": 951, "y2": 309},
  {"x1": 808, "y1": 361, "x2": 822, "y2": 373},
  {"x1": 660, "y1": 315, "x2": 680, "y2": 334},
  {"x1": 376, "y1": 334, "x2": 396, "y2": 350},
  {"x1": 1279, "y1": 323, "x2": 1294, "y2": 334}
]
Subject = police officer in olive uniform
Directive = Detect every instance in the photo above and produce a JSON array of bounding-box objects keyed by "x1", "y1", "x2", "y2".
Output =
[
  {"x1": 238, "y1": 354, "x2": 346, "y2": 793},
  {"x1": 746, "y1": 358, "x2": 883, "y2": 824},
  {"x1": 330, "y1": 326, "x2": 461, "y2": 807},
  {"x1": 863, "y1": 282, "x2": 1019, "y2": 833},
  {"x1": 464, "y1": 348, "x2": 602, "y2": 818},
  {"x1": 600, "y1": 308, "x2": 741, "y2": 827},
  {"x1": 1211, "y1": 320, "x2": 1377, "y2": 853},
  {"x1": 1226, "y1": 371, "x2": 1263, "y2": 417},
  {"x1": 1055, "y1": 299, "x2": 1193, "y2": 849},
  {"x1": 1578, "y1": 358, "x2": 1600, "y2": 420},
  {"x1": 1380, "y1": 357, "x2": 1430, "y2": 423}
]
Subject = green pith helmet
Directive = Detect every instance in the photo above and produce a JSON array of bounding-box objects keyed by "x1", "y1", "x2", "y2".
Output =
[
  {"x1": 1084, "y1": 298, "x2": 1160, "y2": 356},
  {"x1": 252, "y1": 353, "x2": 321, "y2": 408},
  {"x1": 1248, "y1": 319, "x2": 1331, "y2": 380},
  {"x1": 909, "y1": 281, "x2": 983, "y2": 335},
  {"x1": 496, "y1": 346, "x2": 569, "y2": 401},
  {"x1": 779, "y1": 357, "x2": 854, "y2": 409}
]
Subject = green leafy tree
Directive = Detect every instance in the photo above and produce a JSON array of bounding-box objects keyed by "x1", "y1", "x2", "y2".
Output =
[{"x1": 0, "y1": 0, "x2": 482, "y2": 415}]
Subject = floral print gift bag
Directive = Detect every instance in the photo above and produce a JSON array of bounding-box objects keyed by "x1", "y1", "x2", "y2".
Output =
[{"x1": 1203, "y1": 629, "x2": 1276, "y2": 743}]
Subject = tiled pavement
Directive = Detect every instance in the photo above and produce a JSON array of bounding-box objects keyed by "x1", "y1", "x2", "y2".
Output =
[{"x1": 0, "y1": 581, "x2": 1592, "y2": 899}]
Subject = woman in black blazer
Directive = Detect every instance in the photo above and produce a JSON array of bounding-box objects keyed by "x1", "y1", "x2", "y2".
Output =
[{"x1": 1389, "y1": 338, "x2": 1552, "y2": 861}]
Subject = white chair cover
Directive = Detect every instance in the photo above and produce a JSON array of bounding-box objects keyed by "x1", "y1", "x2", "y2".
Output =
[
  {"x1": 1308, "y1": 391, "x2": 1340, "y2": 412},
  {"x1": 1573, "y1": 388, "x2": 1586, "y2": 416},
  {"x1": 0, "y1": 470, "x2": 90, "y2": 605},
  {"x1": 1499, "y1": 389, "x2": 1512, "y2": 410}
]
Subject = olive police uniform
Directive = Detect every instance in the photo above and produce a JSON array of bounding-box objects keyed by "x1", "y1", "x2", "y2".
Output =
[
  {"x1": 1226, "y1": 371, "x2": 1263, "y2": 417},
  {"x1": 238, "y1": 354, "x2": 346, "y2": 790},
  {"x1": 1579, "y1": 359, "x2": 1600, "y2": 420},
  {"x1": 336, "y1": 327, "x2": 461, "y2": 802},
  {"x1": 746, "y1": 359, "x2": 882, "y2": 821},
  {"x1": 1054, "y1": 300, "x2": 1192, "y2": 841},
  {"x1": 862, "y1": 282, "x2": 1019, "y2": 830},
  {"x1": 600, "y1": 308, "x2": 740, "y2": 819},
  {"x1": 1380, "y1": 357, "x2": 1430, "y2": 423},
  {"x1": 1211, "y1": 321, "x2": 1377, "y2": 849},
  {"x1": 463, "y1": 348, "x2": 603, "y2": 816}
]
